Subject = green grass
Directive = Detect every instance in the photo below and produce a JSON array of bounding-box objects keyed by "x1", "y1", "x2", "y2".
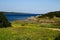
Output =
[
  {"x1": 0, "y1": 17, "x2": 60, "y2": 40},
  {"x1": 0, "y1": 27, "x2": 60, "y2": 40},
  {"x1": 11, "y1": 20, "x2": 60, "y2": 28}
]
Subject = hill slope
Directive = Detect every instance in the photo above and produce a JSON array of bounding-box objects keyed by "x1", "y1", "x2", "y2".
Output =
[{"x1": 38, "y1": 11, "x2": 60, "y2": 18}]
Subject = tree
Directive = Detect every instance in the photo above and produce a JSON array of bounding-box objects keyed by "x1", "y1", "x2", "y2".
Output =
[{"x1": 0, "y1": 12, "x2": 11, "y2": 28}]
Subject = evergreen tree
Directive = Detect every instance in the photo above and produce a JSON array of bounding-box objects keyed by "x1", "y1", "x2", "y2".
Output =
[{"x1": 0, "y1": 12, "x2": 11, "y2": 28}]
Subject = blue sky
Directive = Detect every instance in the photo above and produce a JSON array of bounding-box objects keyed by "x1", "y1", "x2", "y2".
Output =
[{"x1": 0, "y1": 0, "x2": 60, "y2": 14}]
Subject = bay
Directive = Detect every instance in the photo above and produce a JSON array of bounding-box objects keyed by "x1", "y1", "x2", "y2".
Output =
[{"x1": 4, "y1": 13, "x2": 40, "y2": 21}]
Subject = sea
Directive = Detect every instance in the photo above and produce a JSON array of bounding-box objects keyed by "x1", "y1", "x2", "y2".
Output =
[{"x1": 4, "y1": 13, "x2": 40, "y2": 21}]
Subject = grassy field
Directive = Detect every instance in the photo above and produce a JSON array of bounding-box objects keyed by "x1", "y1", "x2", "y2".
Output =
[
  {"x1": 0, "y1": 27, "x2": 60, "y2": 40},
  {"x1": 11, "y1": 18, "x2": 60, "y2": 28},
  {"x1": 0, "y1": 18, "x2": 60, "y2": 40}
]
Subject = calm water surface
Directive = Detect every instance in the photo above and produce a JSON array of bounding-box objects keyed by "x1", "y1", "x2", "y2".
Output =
[{"x1": 4, "y1": 13, "x2": 40, "y2": 21}]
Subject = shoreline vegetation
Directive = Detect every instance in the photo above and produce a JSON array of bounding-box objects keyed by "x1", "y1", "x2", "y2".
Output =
[{"x1": 0, "y1": 11, "x2": 60, "y2": 40}]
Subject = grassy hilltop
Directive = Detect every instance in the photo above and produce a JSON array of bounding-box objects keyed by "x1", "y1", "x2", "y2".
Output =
[
  {"x1": 38, "y1": 11, "x2": 60, "y2": 18},
  {"x1": 0, "y1": 11, "x2": 60, "y2": 40}
]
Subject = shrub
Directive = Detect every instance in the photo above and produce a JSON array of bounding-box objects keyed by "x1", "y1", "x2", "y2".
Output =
[
  {"x1": 0, "y1": 12, "x2": 11, "y2": 28},
  {"x1": 55, "y1": 34, "x2": 60, "y2": 40}
]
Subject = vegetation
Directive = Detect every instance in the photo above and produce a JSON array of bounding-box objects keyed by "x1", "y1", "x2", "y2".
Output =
[
  {"x1": 55, "y1": 34, "x2": 60, "y2": 40},
  {"x1": 0, "y1": 12, "x2": 11, "y2": 27},
  {"x1": 0, "y1": 27, "x2": 60, "y2": 40},
  {"x1": 10, "y1": 19, "x2": 60, "y2": 40},
  {"x1": 34, "y1": 11, "x2": 60, "y2": 28},
  {"x1": 38, "y1": 11, "x2": 60, "y2": 18},
  {"x1": 11, "y1": 17, "x2": 60, "y2": 29},
  {"x1": 0, "y1": 11, "x2": 60, "y2": 40}
]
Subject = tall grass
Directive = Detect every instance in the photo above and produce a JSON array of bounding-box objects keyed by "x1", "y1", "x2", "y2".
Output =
[{"x1": 0, "y1": 27, "x2": 60, "y2": 40}]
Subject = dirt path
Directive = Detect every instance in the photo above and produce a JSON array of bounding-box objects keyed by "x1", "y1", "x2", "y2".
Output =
[{"x1": 46, "y1": 28, "x2": 60, "y2": 31}]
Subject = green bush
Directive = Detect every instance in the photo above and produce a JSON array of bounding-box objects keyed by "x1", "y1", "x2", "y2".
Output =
[
  {"x1": 39, "y1": 23, "x2": 55, "y2": 28},
  {"x1": 0, "y1": 12, "x2": 11, "y2": 28},
  {"x1": 55, "y1": 34, "x2": 60, "y2": 40}
]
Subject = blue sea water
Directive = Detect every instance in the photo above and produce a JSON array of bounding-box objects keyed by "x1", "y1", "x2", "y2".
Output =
[{"x1": 4, "y1": 13, "x2": 40, "y2": 21}]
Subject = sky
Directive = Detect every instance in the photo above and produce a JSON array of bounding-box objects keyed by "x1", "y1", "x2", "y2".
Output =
[{"x1": 0, "y1": 0, "x2": 60, "y2": 14}]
